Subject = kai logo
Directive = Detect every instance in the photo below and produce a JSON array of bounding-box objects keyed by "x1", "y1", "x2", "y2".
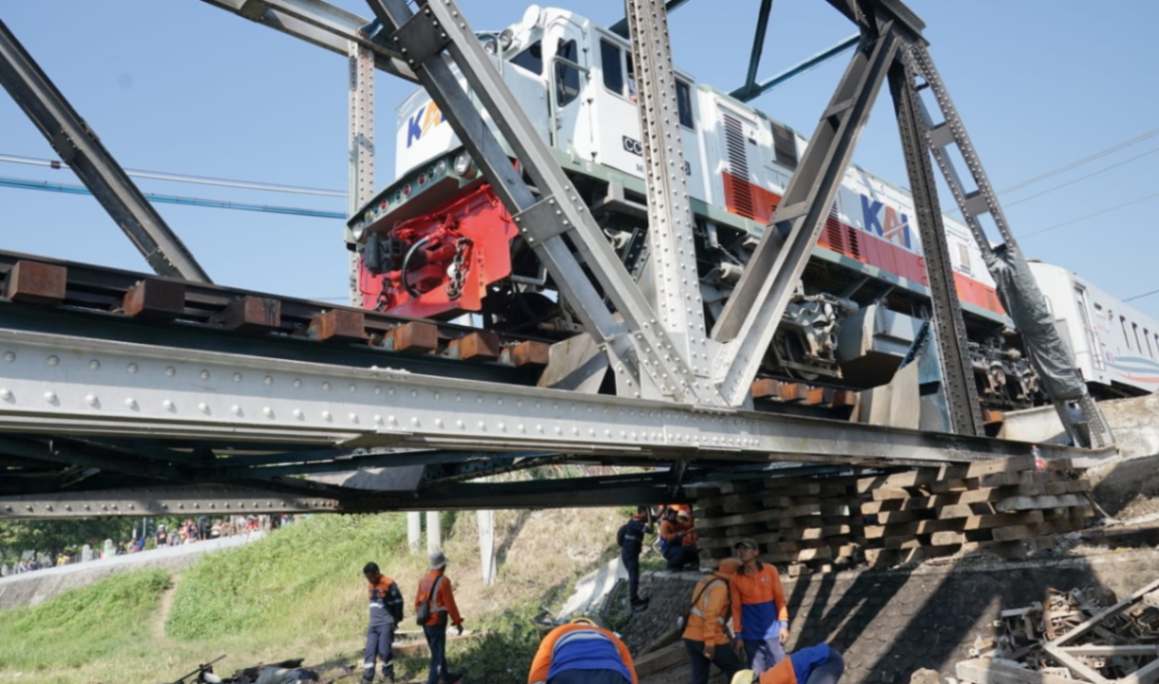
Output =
[
  {"x1": 406, "y1": 101, "x2": 444, "y2": 148},
  {"x1": 860, "y1": 194, "x2": 912, "y2": 249}
]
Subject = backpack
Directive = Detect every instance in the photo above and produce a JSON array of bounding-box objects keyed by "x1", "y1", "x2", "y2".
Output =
[
  {"x1": 385, "y1": 581, "x2": 405, "y2": 623},
  {"x1": 677, "y1": 577, "x2": 725, "y2": 629},
  {"x1": 416, "y1": 575, "x2": 443, "y2": 626}
]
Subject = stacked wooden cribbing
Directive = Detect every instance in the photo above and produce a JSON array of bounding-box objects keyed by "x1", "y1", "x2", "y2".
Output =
[
  {"x1": 694, "y1": 474, "x2": 864, "y2": 576},
  {"x1": 857, "y1": 455, "x2": 1094, "y2": 566}
]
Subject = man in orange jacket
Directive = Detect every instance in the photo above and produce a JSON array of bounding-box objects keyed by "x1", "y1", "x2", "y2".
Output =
[
  {"x1": 732, "y1": 539, "x2": 790, "y2": 674},
  {"x1": 683, "y1": 558, "x2": 746, "y2": 683},
  {"x1": 528, "y1": 618, "x2": 637, "y2": 684},
  {"x1": 415, "y1": 551, "x2": 463, "y2": 684},
  {"x1": 730, "y1": 643, "x2": 844, "y2": 684},
  {"x1": 660, "y1": 509, "x2": 699, "y2": 570}
]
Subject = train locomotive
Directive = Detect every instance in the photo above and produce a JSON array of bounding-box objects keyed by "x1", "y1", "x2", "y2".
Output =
[{"x1": 347, "y1": 5, "x2": 1159, "y2": 410}]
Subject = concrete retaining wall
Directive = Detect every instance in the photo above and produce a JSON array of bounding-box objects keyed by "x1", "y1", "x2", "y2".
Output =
[{"x1": 0, "y1": 532, "x2": 263, "y2": 610}]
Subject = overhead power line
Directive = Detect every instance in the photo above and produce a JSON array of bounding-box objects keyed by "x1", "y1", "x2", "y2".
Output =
[
  {"x1": 1124, "y1": 287, "x2": 1159, "y2": 303},
  {"x1": 0, "y1": 153, "x2": 346, "y2": 198},
  {"x1": 999, "y1": 127, "x2": 1159, "y2": 196},
  {"x1": 1021, "y1": 189, "x2": 1159, "y2": 238},
  {"x1": 0, "y1": 175, "x2": 345, "y2": 220},
  {"x1": 1005, "y1": 145, "x2": 1159, "y2": 209}
]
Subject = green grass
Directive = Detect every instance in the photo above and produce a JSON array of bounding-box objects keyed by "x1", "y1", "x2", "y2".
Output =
[
  {"x1": 0, "y1": 507, "x2": 623, "y2": 683},
  {"x1": 0, "y1": 569, "x2": 170, "y2": 673},
  {"x1": 166, "y1": 514, "x2": 406, "y2": 642}
]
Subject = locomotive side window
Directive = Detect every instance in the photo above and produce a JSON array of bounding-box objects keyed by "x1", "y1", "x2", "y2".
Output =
[
  {"x1": 676, "y1": 79, "x2": 694, "y2": 129},
  {"x1": 600, "y1": 39, "x2": 623, "y2": 95},
  {"x1": 555, "y1": 39, "x2": 581, "y2": 106},
  {"x1": 957, "y1": 241, "x2": 972, "y2": 274},
  {"x1": 510, "y1": 40, "x2": 543, "y2": 75}
]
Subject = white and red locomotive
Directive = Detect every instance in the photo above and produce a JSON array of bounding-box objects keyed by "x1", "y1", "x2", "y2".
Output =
[{"x1": 347, "y1": 5, "x2": 1159, "y2": 407}]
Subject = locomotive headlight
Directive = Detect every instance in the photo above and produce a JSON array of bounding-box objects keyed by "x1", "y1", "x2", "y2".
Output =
[
  {"x1": 499, "y1": 29, "x2": 514, "y2": 51},
  {"x1": 481, "y1": 35, "x2": 497, "y2": 55},
  {"x1": 453, "y1": 152, "x2": 475, "y2": 177}
]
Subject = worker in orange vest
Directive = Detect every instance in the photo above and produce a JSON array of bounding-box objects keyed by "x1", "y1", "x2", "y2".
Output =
[
  {"x1": 731, "y1": 539, "x2": 790, "y2": 674},
  {"x1": 414, "y1": 551, "x2": 463, "y2": 684},
  {"x1": 683, "y1": 558, "x2": 746, "y2": 683},
  {"x1": 659, "y1": 508, "x2": 699, "y2": 570},
  {"x1": 730, "y1": 643, "x2": 844, "y2": 684},
  {"x1": 362, "y1": 561, "x2": 404, "y2": 683},
  {"x1": 528, "y1": 618, "x2": 637, "y2": 684}
]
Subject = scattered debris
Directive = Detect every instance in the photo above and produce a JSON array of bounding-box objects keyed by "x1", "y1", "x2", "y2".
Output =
[
  {"x1": 166, "y1": 657, "x2": 319, "y2": 684},
  {"x1": 956, "y1": 578, "x2": 1159, "y2": 683}
]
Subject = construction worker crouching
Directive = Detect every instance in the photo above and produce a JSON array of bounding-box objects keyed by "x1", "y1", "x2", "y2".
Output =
[
  {"x1": 683, "y1": 558, "x2": 746, "y2": 683},
  {"x1": 528, "y1": 617, "x2": 638, "y2": 684},
  {"x1": 362, "y1": 561, "x2": 404, "y2": 683},
  {"x1": 659, "y1": 508, "x2": 699, "y2": 571},
  {"x1": 730, "y1": 642, "x2": 845, "y2": 684},
  {"x1": 732, "y1": 539, "x2": 791, "y2": 674},
  {"x1": 415, "y1": 551, "x2": 464, "y2": 684}
]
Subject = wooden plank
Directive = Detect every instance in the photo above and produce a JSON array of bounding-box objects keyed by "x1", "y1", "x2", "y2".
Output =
[
  {"x1": 122, "y1": 278, "x2": 185, "y2": 319},
  {"x1": 386, "y1": 321, "x2": 439, "y2": 353},
  {"x1": 5, "y1": 259, "x2": 66, "y2": 304},
  {"x1": 507, "y1": 340, "x2": 550, "y2": 368},
  {"x1": 308, "y1": 309, "x2": 367, "y2": 342},
  {"x1": 447, "y1": 331, "x2": 501, "y2": 361},
  {"x1": 954, "y1": 658, "x2": 1080, "y2": 684},
  {"x1": 217, "y1": 295, "x2": 282, "y2": 331},
  {"x1": 938, "y1": 502, "x2": 998, "y2": 519},
  {"x1": 995, "y1": 494, "x2": 1086, "y2": 513}
]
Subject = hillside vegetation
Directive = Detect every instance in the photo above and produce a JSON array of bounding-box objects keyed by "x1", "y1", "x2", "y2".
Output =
[{"x1": 0, "y1": 507, "x2": 625, "y2": 683}]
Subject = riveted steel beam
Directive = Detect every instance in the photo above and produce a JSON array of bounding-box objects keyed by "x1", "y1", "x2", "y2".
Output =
[
  {"x1": 625, "y1": 0, "x2": 712, "y2": 378},
  {"x1": 0, "y1": 327, "x2": 1103, "y2": 467},
  {"x1": 199, "y1": 0, "x2": 417, "y2": 81},
  {"x1": 711, "y1": 26, "x2": 902, "y2": 406}
]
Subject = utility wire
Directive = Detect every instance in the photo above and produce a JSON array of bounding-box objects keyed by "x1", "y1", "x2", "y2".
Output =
[
  {"x1": 999, "y1": 127, "x2": 1159, "y2": 196},
  {"x1": 1021, "y1": 189, "x2": 1159, "y2": 238},
  {"x1": 0, "y1": 175, "x2": 345, "y2": 220},
  {"x1": 1005, "y1": 145, "x2": 1159, "y2": 209},
  {"x1": 1125, "y1": 287, "x2": 1159, "y2": 303},
  {"x1": 0, "y1": 153, "x2": 345, "y2": 198}
]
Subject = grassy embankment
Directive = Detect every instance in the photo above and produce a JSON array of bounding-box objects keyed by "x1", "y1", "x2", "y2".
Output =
[{"x1": 0, "y1": 507, "x2": 625, "y2": 683}]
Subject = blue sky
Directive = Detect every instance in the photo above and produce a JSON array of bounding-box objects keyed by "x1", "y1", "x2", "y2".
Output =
[{"x1": 2, "y1": 1, "x2": 1157, "y2": 317}]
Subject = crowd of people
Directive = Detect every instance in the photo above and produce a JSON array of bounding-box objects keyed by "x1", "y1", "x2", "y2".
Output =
[
  {"x1": 354, "y1": 504, "x2": 842, "y2": 684},
  {"x1": 0, "y1": 514, "x2": 292, "y2": 577}
]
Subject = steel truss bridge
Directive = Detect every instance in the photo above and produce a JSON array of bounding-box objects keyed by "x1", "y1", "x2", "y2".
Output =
[{"x1": 0, "y1": 0, "x2": 1114, "y2": 519}]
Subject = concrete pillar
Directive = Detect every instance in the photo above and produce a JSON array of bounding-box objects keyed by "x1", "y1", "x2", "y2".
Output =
[
  {"x1": 477, "y1": 510, "x2": 495, "y2": 586},
  {"x1": 425, "y1": 511, "x2": 441, "y2": 555},
  {"x1": 407, "y1": 512, "x2": 422, "y2": 554}
]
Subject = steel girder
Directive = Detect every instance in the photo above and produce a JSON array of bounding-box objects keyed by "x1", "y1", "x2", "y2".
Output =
[
  {"x1": 0, "y1": 21, "x2": 210, "y2": 282},
  {"x1": 0, "y1": 472, "x2": 686, "y2": 519},
  {"x1": 625, "y1": 0, "x2": 712, "y2": 383},
  {"x1": 199, "y1": 0, "x2": 417, "y2": 81},
  {"x1": 710, "y1": 24, "x2": 903, "y2": 406},
  {"x1": 888, "y1": 57, "x2": 984, "y2": 436},
  {"x1": 0, "y1": 327, "x2": 1101, "y2": 468}
]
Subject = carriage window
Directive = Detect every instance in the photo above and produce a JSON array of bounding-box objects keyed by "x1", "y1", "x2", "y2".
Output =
[
  {"x1": 554, "y1": 39, "x2": 581, "y2": 106},
  {"x1": 510, "y1": 40, "x2": 543, "y2": 75},
  {"x1": 1133, "y1": 322, "x2": 1143, "y2": 355},
  {"x1": 1145, "y1": 328, "x2": 1154, "y2": 359},
  {"x1": 957, "y1": 241, "x2": 972, "y2": 274},
  {"x1": 676, "y1": 79, "x2": 694, "y2": 129},
  {"x1": 1121, "y1": 316, "x2": 1131, "y2": 350},
  {"x1": 600, "y1": 39, "x2": 623, "y2": 95}
]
